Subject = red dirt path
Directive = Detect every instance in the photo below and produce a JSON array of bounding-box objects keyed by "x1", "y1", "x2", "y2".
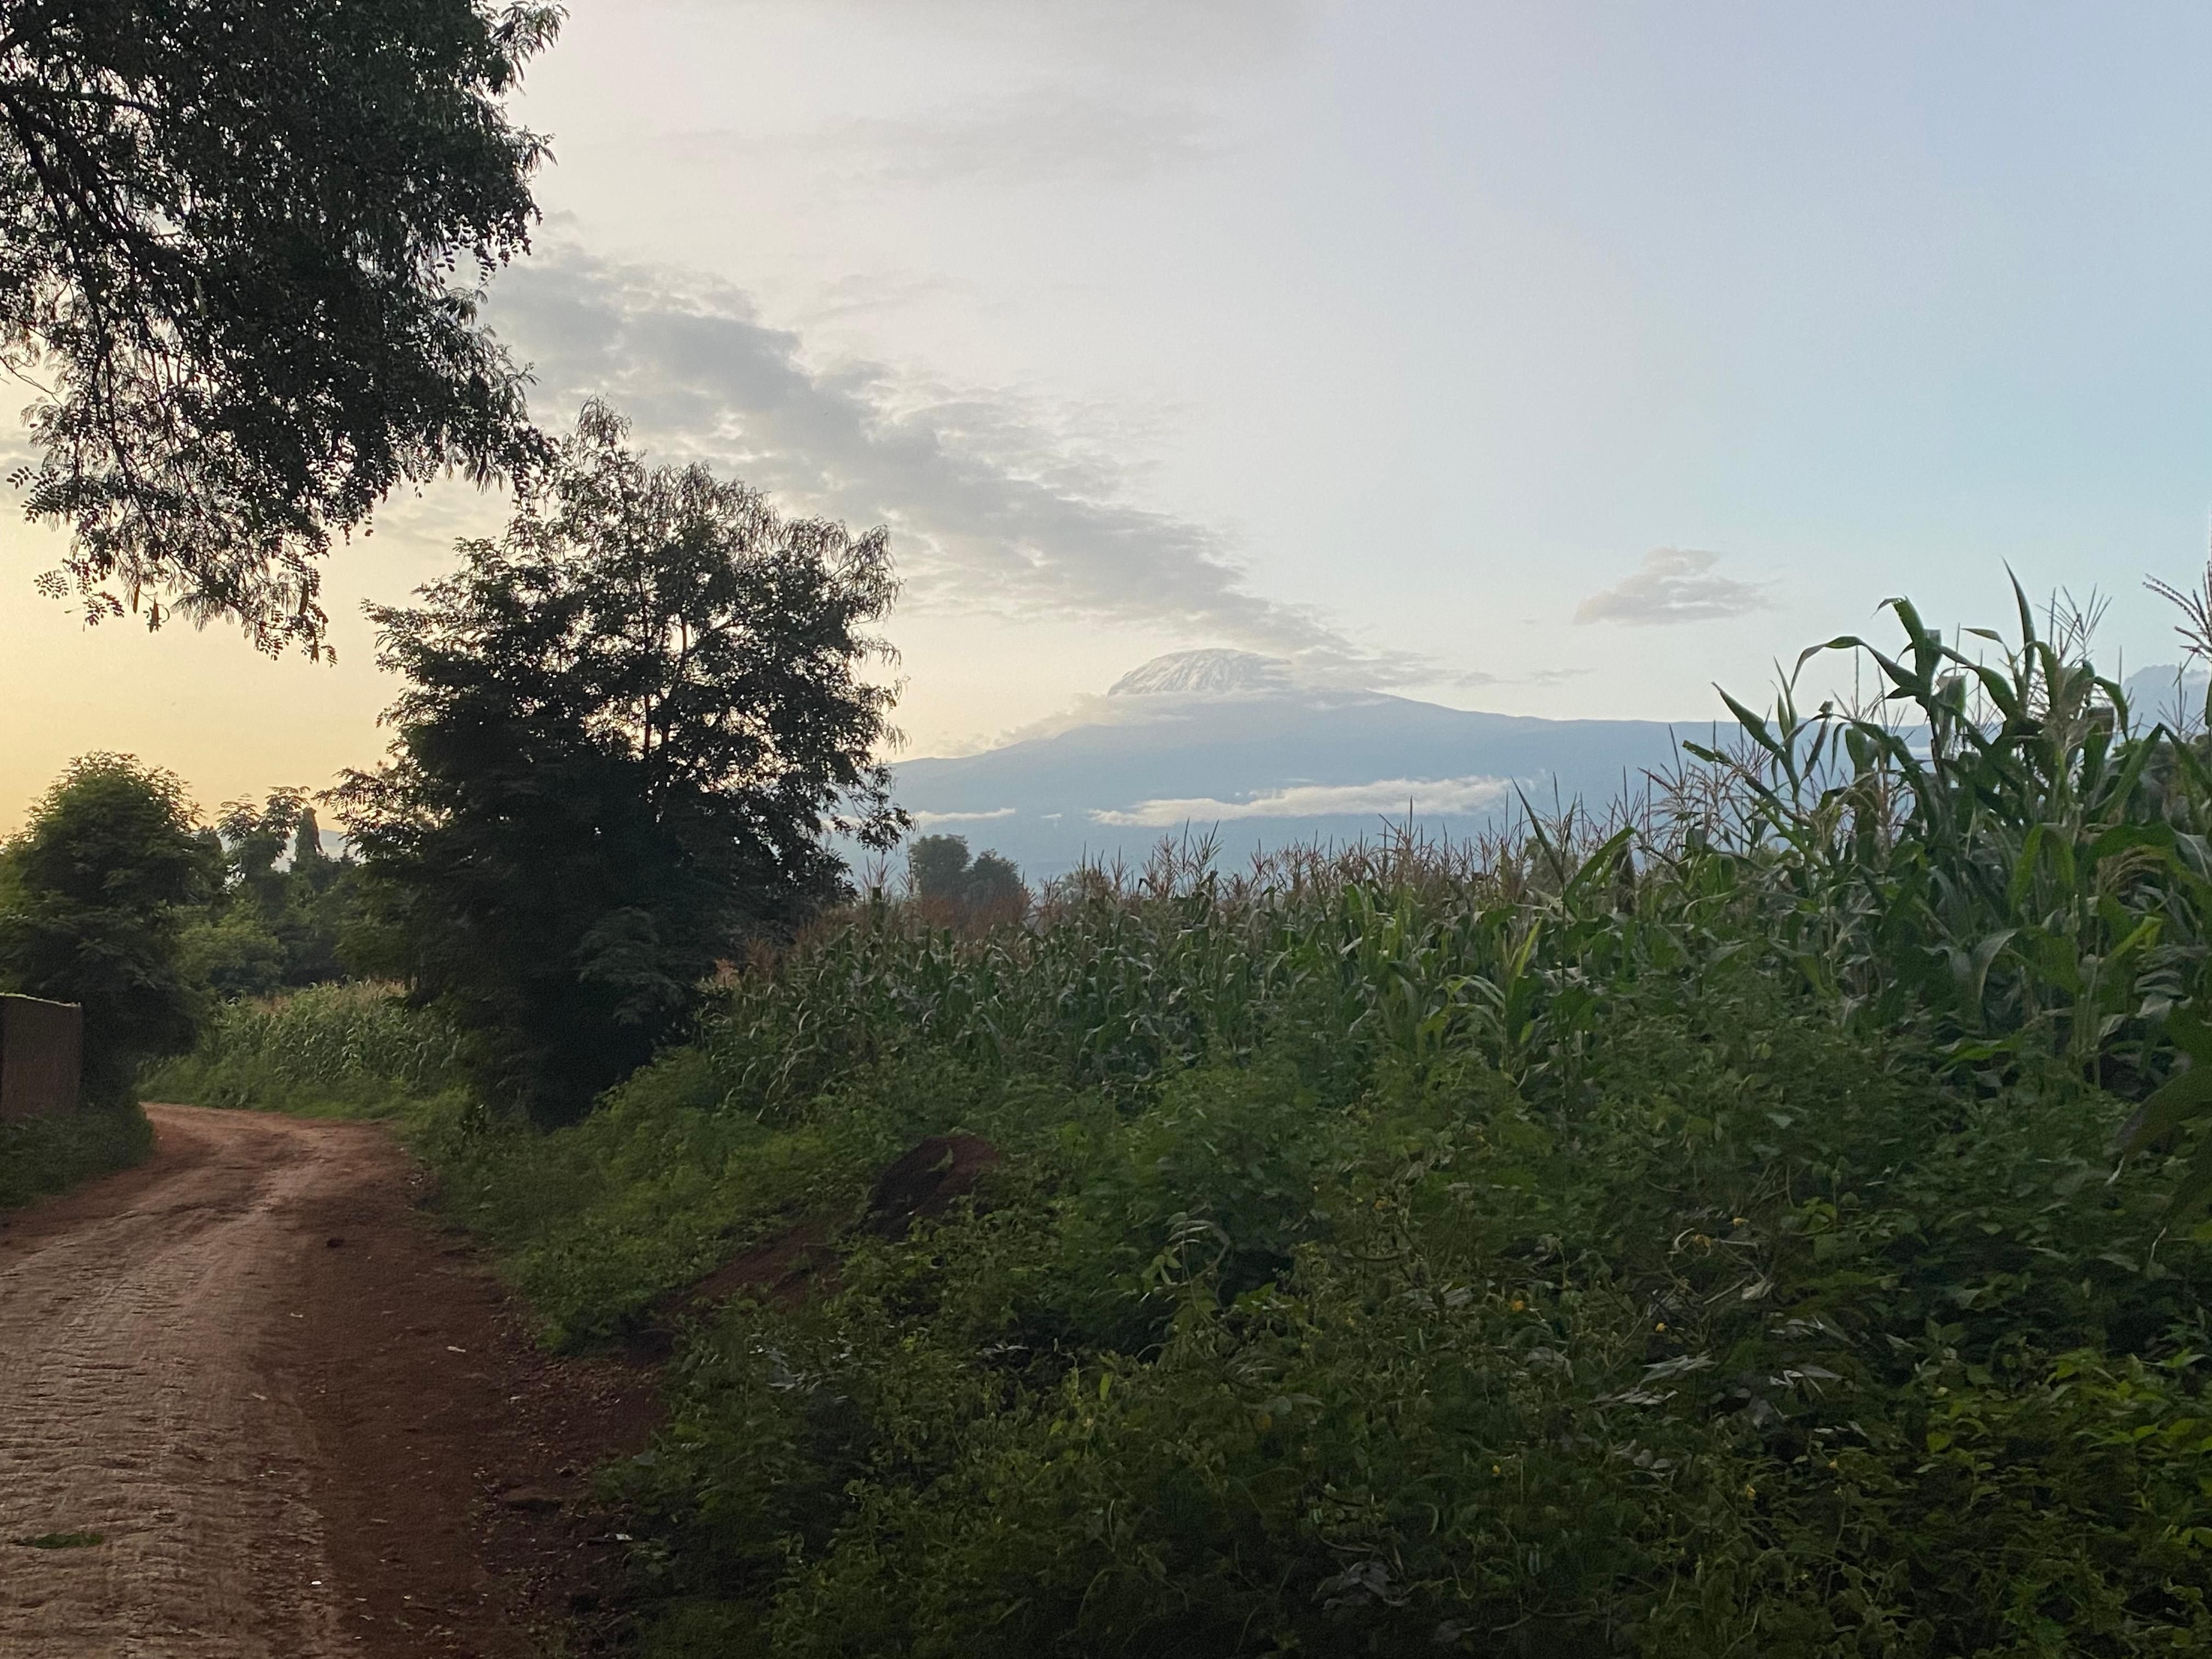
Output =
[{"x1": 0, "y1": 1104, "x2": 658, "y2": 1657}]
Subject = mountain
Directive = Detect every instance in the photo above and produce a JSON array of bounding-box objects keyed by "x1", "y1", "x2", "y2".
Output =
[
  {"x1": 1104, "y1": 648, "x2": 1290, "y2": 697},
  {"x1": 885, "y1": 652, "x2": 1734, "y2": 879},
  {"x1": 2123, "y1": 664, "x2": 2210, "y2": 727}
]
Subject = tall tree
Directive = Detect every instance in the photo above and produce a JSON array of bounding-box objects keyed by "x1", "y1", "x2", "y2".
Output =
[
  {"x1": 907, "y1": 833, "x2": 977, "y2": 902},
  {"x1": 906, "y1": 833, "x2": 1026, "y2": 925},
  {"x1": 337, "y1": 402, "x2": 906, "y2": 1125},
  {"x1": 0, "y1": 1, "x2": 560, "y2": 654},
  {"x1": 0, "y1": 753, "x2": 211, "y2": 1105},
  {"x1": 182, "y1": 787, "x2": 358, "y2": 996}
]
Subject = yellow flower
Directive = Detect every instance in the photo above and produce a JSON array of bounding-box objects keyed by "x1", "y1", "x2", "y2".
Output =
[
  {"x1": 1654, "y1": 1321, "x2": 1668, "y2": 1332},
  {"x1": 1509, "y1": 1297, "x2": 1526, "y2": 1312}
]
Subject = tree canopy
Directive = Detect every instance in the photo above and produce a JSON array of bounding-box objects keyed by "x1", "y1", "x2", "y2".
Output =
[
  {"x1": 180, "y1": 788, "x2": 358, "y2": 998},
  {"x1": 907, "y1": 833, "x2": 1026, "y2": 924},
  {"x1": 0, "y1": 752, "x2": 211, "y2": 1104},
  {"x1": 337, "y1": 402, "x2": 905, "y2": 1124},
  {"x1": 0, "y1": 0, "x2": 560, "y2": 653}
]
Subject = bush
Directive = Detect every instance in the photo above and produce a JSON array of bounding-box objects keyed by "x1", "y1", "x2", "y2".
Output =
[{"x1": 574, "y1": 972, "x2": 2210, "y2": 1657}]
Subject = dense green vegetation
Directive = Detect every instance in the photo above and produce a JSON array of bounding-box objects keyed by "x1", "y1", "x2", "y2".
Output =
[
  {"x1": 0, "y1": 754, "x2": 210, "y2": 1204},
  {"x1": 445, "y1": 899, "x2": 2212, "y2": 1654},
  {"x1": 179, "y1": 790, "x2": 363, "y2": 998},
  {"x1": 0, "y1": 754, "x2": 211, "y2": 1107},
  {"x1": 142, "y1": 981, "x2": 467, "y2": 1121},
  {"x1": 166, "y1": 589, "x2": 2212, "y2": 1654},
  {"x1": 334, "y1": 402, "x2": 903, "y2": 1126}
]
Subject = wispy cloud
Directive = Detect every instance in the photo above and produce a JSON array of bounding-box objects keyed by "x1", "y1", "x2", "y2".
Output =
[
  {"x1": 747, "y1": 0, "x2": 1312, "y2": 76},
  {"x1": 911, "y1": 806, "x2": 1019, "y2": 827},
  {"x1": 825, "y1": 92, "x2": 1218, "y2": 186},
  {"x1": 1573, "y1": 549, "x2": 1771, "y2": 627},
  {"x1": 668, "y1": 0, "x2": 1309, "y2": 189},
  {"x1": 489, "y1": 245, "x2": 1414, "y2": 678},
  {"x1": 1092, "y1": 775, "x2": 1514, "y2": 827},
  {"x1": 658, "y1": 94, "x2": 1216, "y2": 191}
]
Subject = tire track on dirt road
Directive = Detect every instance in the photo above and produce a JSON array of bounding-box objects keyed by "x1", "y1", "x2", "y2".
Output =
[{"x1": 0, "y1": 1104, "x2": 657, "y2": 1657}]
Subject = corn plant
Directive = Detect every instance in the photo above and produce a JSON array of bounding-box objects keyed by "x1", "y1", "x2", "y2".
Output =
[{"x1": 658, "y1": 572, "x2": 2212, "y2": 1219}]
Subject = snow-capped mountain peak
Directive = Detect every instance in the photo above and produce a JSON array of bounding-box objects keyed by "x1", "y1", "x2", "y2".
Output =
[{"x1": 1106, "y1": 649, "x2": 1291, "y2": 697}]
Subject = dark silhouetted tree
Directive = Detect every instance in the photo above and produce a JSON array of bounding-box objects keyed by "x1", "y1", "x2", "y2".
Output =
[
  {"x1": 964, "y1": 851, "x2": 1026, "y2": 918},
  {"x1": 905, "y1": 834, "x2": 1026, "y2": 924},
  {"x1": 0, "y1": 753, "x2": 212, "y2": 1105},
  {"x1": 908, "y1": 834, "x2": 975, "y2": 902},
  {"x1": 336, "y1": 402, "x2": 905, "y2": 1125},
  {"x1": 0, "y1": 1, "x2": 560, "y2": 653}
]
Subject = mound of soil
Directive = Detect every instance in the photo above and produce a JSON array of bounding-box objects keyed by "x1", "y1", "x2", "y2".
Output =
[
  {"x1": 656, "y1": 1133, "x2": 1006, "y2": 1347},
  {"x1": 863, "y1": 1133, "x2": 1002, "y2": 1239}
]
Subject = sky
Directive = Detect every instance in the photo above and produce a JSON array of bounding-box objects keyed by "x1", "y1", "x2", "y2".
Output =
[{"x1": 6, "y1": 0, "x2": 2212, "y2": 826}]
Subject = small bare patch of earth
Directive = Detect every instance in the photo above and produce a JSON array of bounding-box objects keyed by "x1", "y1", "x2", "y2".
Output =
[{"x1": 0, "y1": 1104, "x2": 658, "y2": 1658}]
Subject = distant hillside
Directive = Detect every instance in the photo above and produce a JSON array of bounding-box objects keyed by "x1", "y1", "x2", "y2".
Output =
[
  {"x1": 887, "y1": 651, "x2": 1734, "y2": 879},
  {"x1": 2123, "y1": 663, "x2": 2210, "y2": 726}
]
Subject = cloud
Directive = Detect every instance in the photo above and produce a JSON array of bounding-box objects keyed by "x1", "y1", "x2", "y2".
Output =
[
  {"x1": 911, "y1": 806, "x2": 1019, "y2": 828},
  {"x1": 660, "y1": 3, "x2": 1305, "y2": 191},
  {"x1": 733, "y1": 0, "x2": 1312, "y2": 76},
  {"x1": 660, "y1": 94, "x2": 1216, "y2": 191},
  {"x1": 825, "y1": 92, "x2": 1218, "y2": 187},
  {"x1": 1573, "y1": 549, "x2": 1771, "y2": 627},
  {"x1": 1092, "y1": 775, "x2": 1515, "y2": 827},
  {"x1": 488, "y1": 245, "x2": 1413, "y2": 678}
]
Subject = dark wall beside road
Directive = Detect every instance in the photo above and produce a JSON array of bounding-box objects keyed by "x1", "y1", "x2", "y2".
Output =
[{"x1": 0, "y1": 995, "x2": 83, "y2": 1118}]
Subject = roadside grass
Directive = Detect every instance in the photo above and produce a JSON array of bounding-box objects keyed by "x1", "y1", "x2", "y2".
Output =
[
  {"x1": 0, "y1": 1105, "x2": 150, "y2": 1210},
  {"x1": 409, "y1": 1053, "x2": 865, "y2": 1348}
]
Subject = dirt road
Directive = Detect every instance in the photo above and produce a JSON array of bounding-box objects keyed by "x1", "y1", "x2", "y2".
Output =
[{"x1": 0, "y1": 1105, "x2": 656, "y2": 1658}]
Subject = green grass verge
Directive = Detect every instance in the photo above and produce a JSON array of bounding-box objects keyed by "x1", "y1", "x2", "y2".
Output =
[{"x1": 0, "y1": 1103, "x2": 151, "y2": 1210}]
